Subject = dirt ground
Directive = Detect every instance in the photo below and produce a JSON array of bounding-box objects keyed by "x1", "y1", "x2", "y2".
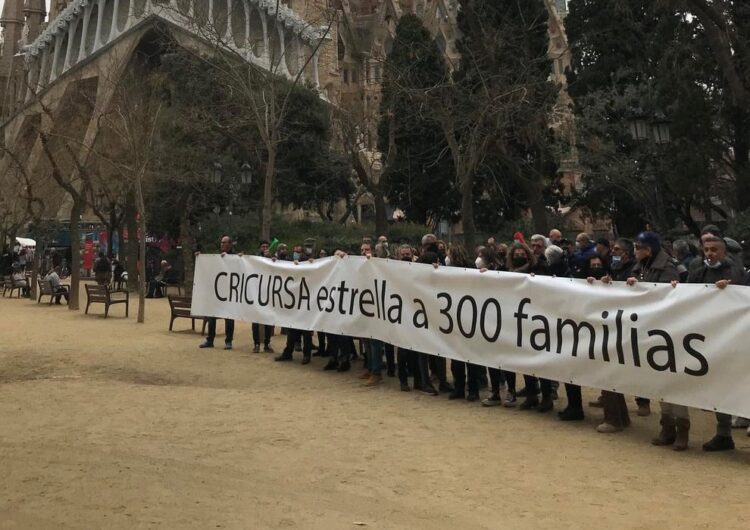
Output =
[{"x1": 1, "y1": 286, "x2": 748, "y2": 530}]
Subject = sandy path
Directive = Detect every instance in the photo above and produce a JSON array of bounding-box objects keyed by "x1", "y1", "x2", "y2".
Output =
[{"x1": 1, "y1": 287, "x2": 748, "y2": 529}]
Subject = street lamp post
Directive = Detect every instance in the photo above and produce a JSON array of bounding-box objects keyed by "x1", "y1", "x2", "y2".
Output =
[
  {"x1": 208, "y1": 161, "x2": 254, "y2": 242},
  {"x1": 627, "y1": 109, "x2": 672, "y2": 229}
]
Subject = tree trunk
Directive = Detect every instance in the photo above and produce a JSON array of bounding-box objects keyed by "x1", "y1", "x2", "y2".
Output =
[
  {"x1": 125, "y1": 191, "x2": 139, "y2": 292},
  {"x1": 526, "y1": 175, "x2": 549, "y2": 236},
  {"x1": 30, "y1": 248, "x2": 40, "y2": 300},
  {"x1": 373, "y1": 188, "x2": 388, "y2": 237},
  {"x1": 179, "y1": 203, "x2": 195, "y2": 297},
  {"x1": 135, "y1": 174, "x2": 148, "y2": 323},
  {"x1": 260, "y1": 146, "x2": 277, "y2": 241},
  {"x1": 733, "y1": 107, "x2": 750, "y2": 211},
  {"x1": 460, "y1": 171, "x2": 476, "y2": 249},
  {"x1": 68, "y1": 201, "x2": 82, "y2": 311}
]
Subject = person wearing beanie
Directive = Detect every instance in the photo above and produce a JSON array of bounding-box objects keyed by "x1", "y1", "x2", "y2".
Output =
[{"x1": 626, "y1": 232, "x2": 684, "y2": 448}]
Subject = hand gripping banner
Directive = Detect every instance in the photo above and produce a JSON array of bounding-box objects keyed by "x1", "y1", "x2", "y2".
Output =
[{"x1": 193, "y1": 254, "x2": 750, "y2": 417}]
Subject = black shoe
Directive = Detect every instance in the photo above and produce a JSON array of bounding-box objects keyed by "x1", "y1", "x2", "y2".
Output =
[
  {"x1": 537, "y1": 398, "x2": 554, "y2": 413},
  {"x1": 419, "y1": 384, "x2": 439, "y2": 396},
  {"x1": 558, "y1": 408, "x2": 585, "y2": 421},
  {"x1": 438, "y1": 381, "x2": 454, "y2": 393},
  {"x1": 516, "y1": 387, "x2": 530, "y2": 398},
  {"x1": 466, "y1": 392, "x2": 480, "y2": 402},
  {"x1": 301, "y1": 355, "x2": 311, "y2": 365},
  {"x1": 400, "y1": 382, "x2": 411, "y2": 392},
  {"x1": 386, "y1": 367, "x2": 396, "y2": 377},
  {"x1": 275, "y1": 354, "x2": 293, "y2": 362},
  {"x1": 323, "y1": 361, "x2": 339, "y2": 371},
  {"x1": 519, "y1": 397, "x2": 540, "y2": 410},
  {"x1": 702, "y1": 435, "x2": 735, "y2": 452},
  {"x1": 448, "y1": 389, "x2": 465, "y2": 400},
  {"x1": 336, "y1": 361, "x2": 351, "y2": 372}
]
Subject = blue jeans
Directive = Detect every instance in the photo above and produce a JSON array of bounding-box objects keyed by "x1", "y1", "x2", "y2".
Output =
[{"x1": 364, "y1": 339, "x2": 384, "y2": 375}]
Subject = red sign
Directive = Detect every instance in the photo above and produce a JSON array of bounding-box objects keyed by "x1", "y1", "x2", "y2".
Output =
[{"x1": 83, "y1": 240, "x2": 95, "y2": 269}]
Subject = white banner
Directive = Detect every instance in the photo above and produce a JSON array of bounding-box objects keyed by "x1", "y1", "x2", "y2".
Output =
[{"x1": 193, "y1": 254, "x2": 750, "y2": 417}]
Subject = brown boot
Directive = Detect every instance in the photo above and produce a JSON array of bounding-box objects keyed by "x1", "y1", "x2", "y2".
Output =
[
  {"x1": 358, "y1": 370, "x2": 372, "y2": 380},
  {"x1": 365, "y1": 374, "x2": 383, "y2": 386},
  {"x1": 673, "y1": 418, "x2": 690, "y2": 451},
  {"x1": 652, "y1": 414, "x2": 676, "y2": 446}
]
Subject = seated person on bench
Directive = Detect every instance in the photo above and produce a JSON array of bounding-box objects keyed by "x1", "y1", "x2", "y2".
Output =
[
  {"x1": 44, "y1": 266, "x2": 69, "y2": 304},
  {"x1": 146, "y1": 260, "x2": 175, "y2": 298}
]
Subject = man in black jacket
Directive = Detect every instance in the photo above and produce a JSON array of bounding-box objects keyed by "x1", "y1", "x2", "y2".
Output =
[
  {"x1": 199, "y1": 236, "x2": 236, "y2": 350},
  {"x1": 687, "y1": 235, "x2": 745, "y2": 451}
]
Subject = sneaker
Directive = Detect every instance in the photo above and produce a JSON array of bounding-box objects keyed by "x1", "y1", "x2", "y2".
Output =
[
  {"x1": 224, "y1": 342, "x2": 233, "y2": 350},
  {"x1": 731, "y1": 417, "x2": 750, "y2": 429},
  {"x1": 702, "y1": 435, "x2": 735, "y2": 452},
  {"x1": 503, "y1": 395, "x2": 517, "y2": 408},
  {"x1": 597, "y1": 422, "x2": 623, "y2": 433},
  {"x1": 274, "y1": 354, "x2": 293, "y2": 362},
  {"x1": 199, "y1": 341, "x2": 214, "y2": 349},
  {"x1": 263, "y1": 345, "x2": 274, "y2": 353},
  {"x1": 252, "y1": 345, "x2": 260, "y2": 353},
  {"x1": 482, "y1": 395, "x2": 502, "y2": 407},
  {"x1": 637, "y1": 403, "x2": 651, "y2": 417}
]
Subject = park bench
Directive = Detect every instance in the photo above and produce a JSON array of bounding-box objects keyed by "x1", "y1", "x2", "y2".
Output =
[
  {"x1": 85, "y1": 284, "x2": 129, "y2": 318},
  {"x1": 2, "y1": 275, "x2": 23, "y2": 298},
  {"x1": 37, "y1": 278, "x2": 69, "y2": 304},
  {"x1": 168, "y1": 294, "x2": 207, "y2": 333}
]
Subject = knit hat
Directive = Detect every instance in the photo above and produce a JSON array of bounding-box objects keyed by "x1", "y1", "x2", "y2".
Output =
[
  {"x1": 636, "y1": 231, "x2": 661, "y2": 256},
  {"x1": 701, "y1": 224, "x2": 722, "y2": 237}
]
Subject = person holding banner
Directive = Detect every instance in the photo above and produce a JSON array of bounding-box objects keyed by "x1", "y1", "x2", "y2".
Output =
[
  {"x1": 623, "y1": 232, "x2": 683, "y2": 448},
  {"x1": 252, "y1": 240, "x2": 275, "y2": 353},
  {"x1": 395, "y1": 244, "x2": 422, "y2": 392},
  {"x1": 445, "y1": 244, "x2": 482, "y2": 402},
  {"x1": 199, "y1": 236, "x2": 236, "y2": 350},
  {"x1": 686, "y1": 235, "x2": 744, "y2": 452}
]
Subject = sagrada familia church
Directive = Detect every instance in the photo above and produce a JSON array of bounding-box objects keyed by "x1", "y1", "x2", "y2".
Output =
[{"x1": 0, "y1": 0, "x2": 592, "y2": 231}]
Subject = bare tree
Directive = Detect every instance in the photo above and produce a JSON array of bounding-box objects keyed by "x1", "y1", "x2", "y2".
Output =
[{"x1": 162, "y1": 0, "x2": 336, "y2": 240}]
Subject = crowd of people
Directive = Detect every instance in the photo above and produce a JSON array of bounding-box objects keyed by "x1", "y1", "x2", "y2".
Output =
[{"x1": 197, "y1": 224, "x2": 750, "y2": 454}]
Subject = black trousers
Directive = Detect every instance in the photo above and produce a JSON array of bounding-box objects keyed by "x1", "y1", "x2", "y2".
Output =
[
  {"x1": 451, "y1": 360, "x2": 480, "y2": 395},
  {"x1": 206, "y1": 318, "x2": 234, "y2": 344},
  {"x1": 489, "y1": 368, "x2": 507, "y2": 395},
  {"x1": 252, "y1": 323, "x2": 273, "y2": 347},
  {"x1": 327, "y1": 334, "x2": 355, "y2": 364},
  {"x1": 283, "y1": 328, "x2": 312, "y2": 357},
  {"x1": 564, "y1": 383, "x2": 583, "y2": 411},
  {"x1": 397, "y1": 347, "x2": 421, "y2": 386},
  {"x1": 316, "y1": 331, "x2": 327, "y2": 354},
  {"x1": 384, "y1": 343, "x2": 396, "y2": 373}
]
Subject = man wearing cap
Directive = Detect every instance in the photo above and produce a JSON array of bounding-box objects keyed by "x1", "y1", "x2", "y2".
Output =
[{"x1": 626, "y1": 232, "x2": 683, "y2": 447}]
